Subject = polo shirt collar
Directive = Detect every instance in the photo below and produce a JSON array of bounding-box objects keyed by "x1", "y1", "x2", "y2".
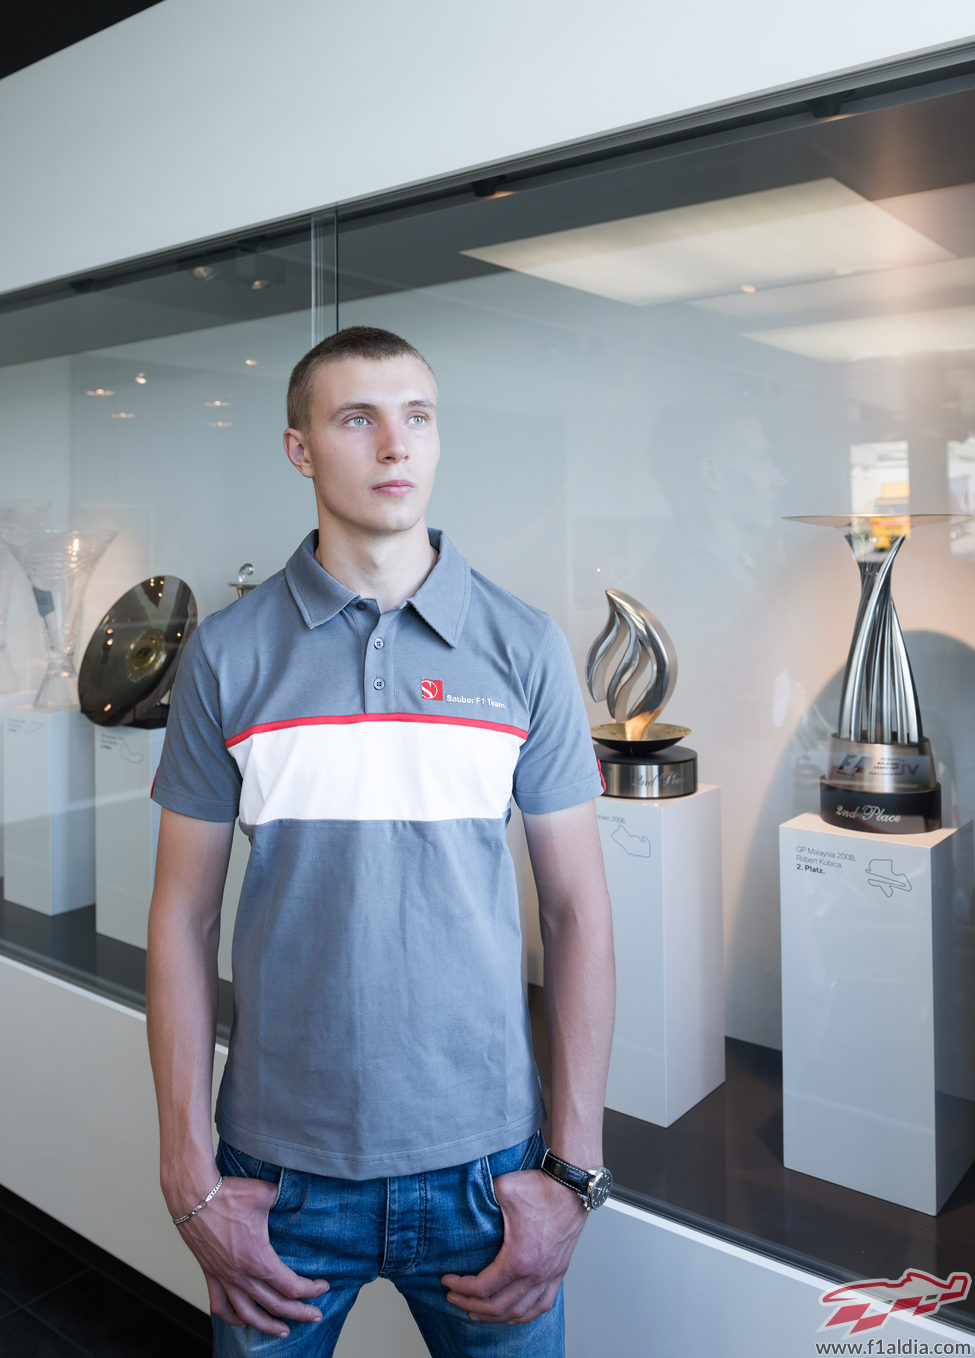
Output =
[{"x1": 284, "y1": 528, "x2": 470, "y2": 646}]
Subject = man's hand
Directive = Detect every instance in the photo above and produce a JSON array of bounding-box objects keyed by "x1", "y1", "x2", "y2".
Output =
[
  {"x1": 176, "y1": 1175, "x2": 328, "y2": 1337},
  {"x1": 442, "y1": 1168, "x2": 586, "y2": 1324}
]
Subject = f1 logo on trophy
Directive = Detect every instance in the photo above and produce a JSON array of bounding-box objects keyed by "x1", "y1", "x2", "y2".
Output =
[
  {"x1": 586, "y1": 588, "x2": 696, "y2": 799},
  {"x1": 789, "y1": 514, "x2": 955, "y2": 835}
]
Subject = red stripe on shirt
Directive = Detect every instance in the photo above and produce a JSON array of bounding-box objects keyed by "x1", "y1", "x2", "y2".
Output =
[{"x1": 225, "y1": 711, "x2": 529, "y2": 749}]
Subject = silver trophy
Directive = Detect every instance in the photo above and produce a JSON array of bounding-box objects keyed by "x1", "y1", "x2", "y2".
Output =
[
  {"x1": 789, "y1": 514, "x2": 950, "y2": 834},
  {"x1": 586, "y1": 588, "x2": 696, "y2": 798},
  {"x1": 0, "y1": 527, "x2": 117, "y2": 710}
]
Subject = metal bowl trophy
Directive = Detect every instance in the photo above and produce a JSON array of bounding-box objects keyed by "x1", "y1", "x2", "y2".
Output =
[
  {"x1": 790, "y1": 514, "x2": 949, "y2": 835},
  {"x1": 586, "y1": 588, "x2": 696, "y2": 799}
]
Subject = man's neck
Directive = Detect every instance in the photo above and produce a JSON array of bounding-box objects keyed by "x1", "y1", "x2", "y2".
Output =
[{"x1": 314, "y1": 520, "x2": 438, "y2": 613}]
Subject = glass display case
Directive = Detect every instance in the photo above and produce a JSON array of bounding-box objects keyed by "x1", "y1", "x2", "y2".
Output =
[{"x1": 3, "y1": 69, "x2": 975, "y2": 1329}]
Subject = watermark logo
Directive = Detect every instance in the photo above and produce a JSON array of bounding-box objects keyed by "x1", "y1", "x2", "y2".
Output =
[
  {"x1": 820, "y1": 1270, "x2": 971, "y2": 1336},
  {"x1": 421, "y1": 679, "x2": 443, "y2": 700}
]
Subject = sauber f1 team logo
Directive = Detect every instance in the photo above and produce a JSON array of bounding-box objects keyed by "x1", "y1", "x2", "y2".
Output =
[
  {"x1": 819, "y1": 1269, "x2": 971, "y2": 1335},
  {"x1": 421, "y1": 679, "x2": 443, "y2": 700}
]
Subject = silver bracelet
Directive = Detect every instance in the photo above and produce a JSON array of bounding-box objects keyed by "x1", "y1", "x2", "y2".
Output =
[{"x1": 172, "y1": 1175, "x2": 223, "y2": 1227}]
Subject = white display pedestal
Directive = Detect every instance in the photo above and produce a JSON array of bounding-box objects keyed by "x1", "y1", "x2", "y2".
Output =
[
  {"x1": 780, "y1": 812, "x2": 975, "y2": 1214},
  {"x1": 94, "y1": 727, "x2": 165, "y2": 949},
  {"x1": 2, "y1": 707, "x2": 96, "y2": 913},
  {"x1": 598, "y1": 784, "x2": 724, "y2": 1127},
  {"x1": 0, "y1": 691, "x2": 32, "y2": 882}
]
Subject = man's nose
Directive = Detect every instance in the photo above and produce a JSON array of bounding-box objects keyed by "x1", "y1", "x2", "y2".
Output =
[{"x1": 376, "y1": 420, "x2": 407, "y2": 460}]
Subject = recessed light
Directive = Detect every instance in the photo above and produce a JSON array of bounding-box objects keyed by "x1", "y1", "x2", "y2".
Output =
[
  {"x1": 134, "y1": 372, "x2": 147, "y2": 385},
  {"x1": 740, "y1": 283, "x2": 757, "y2": 294},
  {"x1": 205, "y1": 400, "x2": 231, "y2": 408},
  {"x1": 86, "y1": 388, "x2": 115, "y2": 397},
  {"x1": 192, "y1": 265, "x2": 218, "y2": 281},
  {"x1": 251, "y1": 279, "x2": 270, "y2": 291},
  {"x1": 244, "y1": 358, "x2": 258, "y2": 366},
  {"x1": 210, "y1": 420, "x2": 232, "y2": 428},
  {"x1": 110, "y1": 412, "x2": 136, "y2": 420}
]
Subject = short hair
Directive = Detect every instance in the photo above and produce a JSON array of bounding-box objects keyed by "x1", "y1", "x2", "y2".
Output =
[{"x1": 286, "y1": 326, "x2": 435, "y2": 431}]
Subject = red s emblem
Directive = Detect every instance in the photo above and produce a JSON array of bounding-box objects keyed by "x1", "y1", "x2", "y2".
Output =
[{"x1": 421, "y1": 679, "x2": 443, "y2": 700}]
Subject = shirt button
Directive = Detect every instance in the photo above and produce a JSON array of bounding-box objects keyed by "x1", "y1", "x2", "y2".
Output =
[
  {"x1": 373, "y1": 637, "x2": 384, "y2": 649},
  {"x1": 356, "y1": 601, "x2": 367, "y2": 611},
  {"x1": 373, "y1": 677, "x2": 385, "y2": 690}
]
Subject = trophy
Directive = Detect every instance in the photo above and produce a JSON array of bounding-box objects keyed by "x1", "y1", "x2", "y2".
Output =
[
  {"x1": 0, "y1": 527, "x2": 116, "y2": 710},
  {"x1": 78, "y1": 575, "x2": 197, "y2": 727},
  {"x1": 0, "y1": 500, "x2": 49, "y2": 692},
  {"x1": 789, "y1": 514, "x2": 950, "y2": 834},
  {"x1": 586, "y1": 588, "x2": 696, "y2": 798},
  {"x1": 228, "y1": 562, "x2": 258, "y2": 598}
]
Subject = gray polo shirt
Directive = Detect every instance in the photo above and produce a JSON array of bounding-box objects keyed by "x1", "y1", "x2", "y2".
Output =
[{"x1": 152, "y1": 529, "x2": 602, "y2": 1179}]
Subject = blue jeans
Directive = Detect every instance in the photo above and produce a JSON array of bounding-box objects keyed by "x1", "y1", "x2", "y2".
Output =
[{"x1": 211, "y1": 1131, "x2": 564, "y2": 1358}]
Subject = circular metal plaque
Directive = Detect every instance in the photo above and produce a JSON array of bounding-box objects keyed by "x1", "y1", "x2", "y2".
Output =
[{"x1": 79, "y1": 575, "x2": 197, "y2": 727}]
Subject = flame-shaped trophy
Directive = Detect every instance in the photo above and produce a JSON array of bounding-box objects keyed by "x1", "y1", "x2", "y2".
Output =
[
  {"x1": 790, "y1": 514, "x2": 949, "y2": 834},
  {"x1": 586, "y1": 588, "x2": 696, "y2": 798}
]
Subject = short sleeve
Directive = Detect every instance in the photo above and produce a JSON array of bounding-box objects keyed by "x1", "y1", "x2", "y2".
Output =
[
  {"x1": 511, "y1": 619, "x2": 603, "y2": 815},
  {"x1": 151, "y1": 628, "x2": 241, "y2": 822}
]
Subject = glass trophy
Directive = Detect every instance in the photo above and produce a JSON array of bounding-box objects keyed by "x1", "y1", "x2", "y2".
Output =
[
  {"x1": 586, "y1": 588, "x2": 696, "y2": 798},
  {"x1": 0, "y1": 527, "x2": 117, "y2": 710},
  {"x1": 788, "y1": 514, "x2": 951, "y2": 834},
  {"x1": 0, "y1": 500, "x2": 50, "y2": 693}
]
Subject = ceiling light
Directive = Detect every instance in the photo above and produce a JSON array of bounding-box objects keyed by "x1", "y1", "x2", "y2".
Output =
[
  {"x1": 740, "y1": 284, "x2": 757, "y2": 293},
  {"x1": 86, "y1": 388, "x2": 115, "y2": 397},
  {"x1": 741, "y1": 305, "x2": 975, "y2": 363},
  {"x1": 693, "y1": 256, "x2": 975, "y2": 324},
  {"x1": 192, "y1": 265, "x2": 218, "y2": 281},
  {"x1": 462, "y1": 179, "x2": 951, "y2": 307},
  {"x1": 250, "y1": 279, "x2": 270, "y2": 291},
  {"x1": 210, "y1": 420, "x2": 232, "y2": 428},
  {"x1": 244, "y1": 358, "x2": 258, "y2": 366},
  {"x1": 205, "y1": 400, "x2": 231, "y2": 408},
  {"x1": 134, "y1": 372, "x2": 147, "y2": 385},
  {"x1": 111, "y1": 412, "x2": 135, "y2": 420}
]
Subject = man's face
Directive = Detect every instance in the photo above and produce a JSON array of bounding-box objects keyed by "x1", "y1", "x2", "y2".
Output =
[{"x1": 284, "y1": 354, "x2": 440, "y2": 540}]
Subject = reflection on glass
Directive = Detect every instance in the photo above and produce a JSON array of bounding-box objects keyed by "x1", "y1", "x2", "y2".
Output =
[
  {"x1": 0, "y1": 528, "x2": 116, "y2": 710},
  {"x1": 0, "y1": 500, "x2": 49, "y2": 693}
]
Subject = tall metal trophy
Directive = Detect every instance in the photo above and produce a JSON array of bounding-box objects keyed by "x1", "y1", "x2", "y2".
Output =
[
  {"x1": 586, "y1": 588, "x2": 696, "y2": 798},
  {"x1": 790, "y1": 514, "x2": 947, "y2": 834}
]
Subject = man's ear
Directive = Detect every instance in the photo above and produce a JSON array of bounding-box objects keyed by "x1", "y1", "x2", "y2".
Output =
[{"x1": 283, "y1": 428, "x2": 315, "y2": 479}]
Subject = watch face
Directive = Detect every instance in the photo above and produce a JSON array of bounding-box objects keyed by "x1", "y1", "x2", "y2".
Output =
[{"x1": 587, "y1": 1167, "x2": 613, "y2": 1209}]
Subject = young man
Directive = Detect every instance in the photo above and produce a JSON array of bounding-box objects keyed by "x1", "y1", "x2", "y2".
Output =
[{"x1": 146, "y1": 327, "x2": 615, "y2": 1357}]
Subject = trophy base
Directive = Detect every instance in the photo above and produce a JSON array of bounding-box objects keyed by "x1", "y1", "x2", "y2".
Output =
[
  {"x1": 820, "y1": 781, "x2": 942, "y2": 835},
  {"x1": 594, "y1": 741, "x2": 697, "y2": 800}
]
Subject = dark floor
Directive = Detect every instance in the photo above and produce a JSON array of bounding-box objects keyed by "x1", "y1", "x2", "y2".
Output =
[{"x1": 0, "y1": 1187, "x2": 210, "y2": 1357}]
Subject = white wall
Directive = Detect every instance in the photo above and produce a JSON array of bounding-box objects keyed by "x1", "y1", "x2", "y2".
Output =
[{"x1": 0, "y1": 0, "x2": 973, "y2": 295}]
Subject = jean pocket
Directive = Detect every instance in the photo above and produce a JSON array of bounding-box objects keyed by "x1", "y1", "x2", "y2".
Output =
[
  {"x1": 480, "y1": 1130, "x2": 546, "y2": 1210},
  {"x1": 216, "y1": 1141, "x2": 287, "y2": 1209}
]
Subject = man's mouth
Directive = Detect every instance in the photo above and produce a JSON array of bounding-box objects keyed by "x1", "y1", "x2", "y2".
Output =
[{"x1": 373, "y1": 480, "x2": 415, "y2": 495}]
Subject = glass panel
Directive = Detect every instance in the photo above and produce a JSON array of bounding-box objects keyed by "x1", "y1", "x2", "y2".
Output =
[
  {"x1": 0, "y1": 221, "x2": 327, "y2": 1024},
  {"x1": 334, "y1": 82, "x2": 975, "y2": 1046}
]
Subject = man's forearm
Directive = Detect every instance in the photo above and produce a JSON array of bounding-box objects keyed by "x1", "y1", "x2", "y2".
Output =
[
  {"x1": 146, "y1": 811, "x2": 232, "y2": 1215},
  {"x1": 540, "y1": 897, "x2": 614, "y2": 1169},
  {"x1": 526, "y1": 801, "x2": 615, "y2": 1169}
]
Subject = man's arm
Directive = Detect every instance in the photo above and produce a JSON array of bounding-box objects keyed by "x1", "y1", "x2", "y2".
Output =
[
  {"x1": 146, "y1": 808, "x2": 327, "y2": 1337},
  {"x1": 442, "y1": 798, "x2": 614, "y2": 1323}
]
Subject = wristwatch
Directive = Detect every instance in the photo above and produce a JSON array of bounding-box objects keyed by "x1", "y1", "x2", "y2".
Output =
[{"x1": 540, "y1": 1150, "x2": 613, "y2": 1211}]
